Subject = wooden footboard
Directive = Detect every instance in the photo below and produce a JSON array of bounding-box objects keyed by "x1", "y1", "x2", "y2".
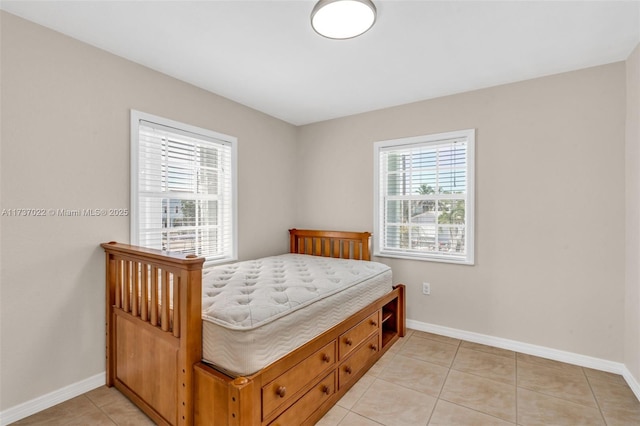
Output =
[
  {"x1": 102, "y1": 230, "x2": 406, "y2": 426},
  {"x1": 102, "y1": 242, "x2": 205, "y2": 426}
]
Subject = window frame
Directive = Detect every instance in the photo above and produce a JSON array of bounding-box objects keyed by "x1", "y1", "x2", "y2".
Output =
[
  {"x1": 373, "y1": 129, "x2": 475, "y2": 265},
  {"x1": 130, "y1": 110, "x2": 238, "y2": 264}
]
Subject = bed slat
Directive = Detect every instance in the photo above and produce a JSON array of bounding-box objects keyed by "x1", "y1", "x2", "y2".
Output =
[
  {"x1": 323, "y1": 239, "x2": 331, "y2": 257},
  {"x1": 123, "y1": 261, "x2": 131, "y2": 313},
  {"x1": 141, "y1": 264, "x2": 149, "y2": 321},
  {"x1": 115, "y1": 260, "x2": 122, "y2": 309},
  {"x1": 161, "y1": 270, "x2": 170, "y2": 332},
  {"x1": 132, "y1": 262, "x2": 140, "y2": 317},
  {"x1": 150, "y1": 267, "x2": 158, "y2": 327},
  {"x1": 173, "y1": 277, "x2": 181, "y2": 338}
]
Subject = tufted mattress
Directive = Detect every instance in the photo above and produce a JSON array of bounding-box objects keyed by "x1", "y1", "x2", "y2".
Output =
[{"x1": 200, "y1": 253, "x2": 392, "y2": 376}]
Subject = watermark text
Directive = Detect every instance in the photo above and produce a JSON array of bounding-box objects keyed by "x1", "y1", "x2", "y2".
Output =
[{"x1": 1, "y1": 208, "x2": 129, "y2": 217}]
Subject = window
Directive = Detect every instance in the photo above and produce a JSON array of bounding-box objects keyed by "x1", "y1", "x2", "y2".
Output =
[
  {"x1": 131, "y1": 110, "x2": 237, "y2": 264},
  {"x1": 374, "y1": 129, "x2": 475, "y2": 264}
]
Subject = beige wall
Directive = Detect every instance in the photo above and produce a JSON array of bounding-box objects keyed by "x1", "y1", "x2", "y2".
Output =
[
  {"x1": 625, "y1": 42, "x2": 640, "y2": 384},
  {"x1": 297, "y1": 63, "x2": 627, "y2": 362},
  {"x1": 0, "y1": 12, "x2": 298, "y2": 410}
]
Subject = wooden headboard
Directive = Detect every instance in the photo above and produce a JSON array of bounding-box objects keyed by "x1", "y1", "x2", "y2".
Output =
[{"x1": 289, "y1": 229, "x2": 371, "y2": 261}]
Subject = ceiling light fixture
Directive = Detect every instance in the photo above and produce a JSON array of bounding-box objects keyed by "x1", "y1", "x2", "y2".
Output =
[{"x1": 311, "y1": 0, "x2": 377, "y2": 40}]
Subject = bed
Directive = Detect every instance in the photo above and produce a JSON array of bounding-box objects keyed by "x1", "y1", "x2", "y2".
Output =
[{"x1": 102, "y1": 229, "x2": 406, "y2": 425}]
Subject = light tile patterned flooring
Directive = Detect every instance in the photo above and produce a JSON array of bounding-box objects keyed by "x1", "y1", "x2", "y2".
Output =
[{"x1": 13, "y1": 329, "x2": 640, "y2": 425}]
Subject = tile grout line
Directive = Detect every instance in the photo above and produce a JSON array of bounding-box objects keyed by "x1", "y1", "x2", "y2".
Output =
[
  {"x1": 516, "y1": 360, "x2": 612, "y2": 413},
  {"x1": 85, "y1": 394, "x2": 118, "y2": 426},
  {"x1": 425, "y1": 337, "x2": 461, "y2": 425},
  {"x1": 344, "y1": 345, "x2": 394, "y2": 425},
  {"x1": 433, "y1": 340, "x2": 519, "y2": 425},
  {"x1": 583, "y1": 370, "x2": 610, "y2": 426}
]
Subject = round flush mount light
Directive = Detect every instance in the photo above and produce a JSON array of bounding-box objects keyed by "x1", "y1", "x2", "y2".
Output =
[{"x1": 311, "y1": 0, "x2": 377, "y2": 40}]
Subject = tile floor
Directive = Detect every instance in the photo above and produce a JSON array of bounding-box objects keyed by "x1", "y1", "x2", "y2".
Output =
[{"x1": 12, "y1": 329, "x2": 640, "y2": 425}]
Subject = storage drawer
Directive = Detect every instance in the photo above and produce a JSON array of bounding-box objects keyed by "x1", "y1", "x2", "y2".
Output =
[
  {"x1": 339, "y1": 311, "x2": 380, "y2": 359},
  {"x1": 262, "y1": 340, "x2": 336, "y2": 419},
  {"x1": 338, "y1": 334, "x2": 379, "y2": 389},
  {"x1": 268, "y1": 371, "x2": 335, "y2": 426}
]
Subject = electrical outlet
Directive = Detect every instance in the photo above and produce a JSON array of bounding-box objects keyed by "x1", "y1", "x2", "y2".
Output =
[{"x1": 422, "y1": 282, "x2": 431, "y2": 295}]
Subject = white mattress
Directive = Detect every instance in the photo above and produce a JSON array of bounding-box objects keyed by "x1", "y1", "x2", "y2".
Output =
[{"x1": 201, "y1": 254, "x2": 392, "y2": 376}]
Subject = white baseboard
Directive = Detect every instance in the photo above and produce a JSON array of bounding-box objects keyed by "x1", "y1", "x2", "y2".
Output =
[
  {"x1": 0, "y1": 372, "x2": 105, "y2": 426},
  {"x1": 406, "y1": 319, "x2": 640, "y2": 401},
  {"x1": 622, "y1": 365, "x2": 640, "y2": 402}
]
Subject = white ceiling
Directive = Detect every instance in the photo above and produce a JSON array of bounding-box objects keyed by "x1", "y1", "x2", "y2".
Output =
[{"x1": 2, "y1": 0, "x2": 639, "y2": 125}]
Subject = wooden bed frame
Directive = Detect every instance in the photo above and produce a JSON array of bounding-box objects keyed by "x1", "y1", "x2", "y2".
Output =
[{"x1": 102, "y1": 229, "x2": 406, "y2": 425}]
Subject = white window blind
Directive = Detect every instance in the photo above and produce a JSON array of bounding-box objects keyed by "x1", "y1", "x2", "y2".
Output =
[
  {"x1": 374, "y1": 129, "x2": 475, "y2": 264},
  {"x1": 131, "y1": 111, "x2": 237, "y2": 263}
]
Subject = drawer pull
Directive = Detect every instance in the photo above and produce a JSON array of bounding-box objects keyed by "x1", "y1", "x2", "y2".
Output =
[
  {"x1": 276, "y1": 386, "x2": 286, "y2": 398},
  {"x1": 322, "y1": 353, "x2": 331, "y2": 363},
  {"x1": 344, "y1": 337, "x2": 353, "y2": 346},
  {"x1": 321, "y1": 385, "x2": 331, "y2": 395},
  {"x1": 344, "y1": 365, "x2": 352, "y2": 374},
  {"x1": 370, "y1": 320, "x2": 377, "y2": 326},
  {"x1": 370, "y1": 344, "x2": 378, "y2": 351}
]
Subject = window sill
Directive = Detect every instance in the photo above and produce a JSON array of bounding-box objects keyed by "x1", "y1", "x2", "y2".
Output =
[{"x1": 374, "y1": 251, "x2": 474, "y2": 265}]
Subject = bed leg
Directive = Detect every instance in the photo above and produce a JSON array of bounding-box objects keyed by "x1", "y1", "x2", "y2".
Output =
[
  {"x1": 229, "y1": 377, "x2": 259, "y2": 426},
  {"x1": 394, "y1": 284, "x2": 407, "y2": 337},
  {"x1": 194, "y1": 367, "x2": 260, "y2": 426},
  {"x1": 105, "y1": 253, "x2": 116, "y2": 387}
]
